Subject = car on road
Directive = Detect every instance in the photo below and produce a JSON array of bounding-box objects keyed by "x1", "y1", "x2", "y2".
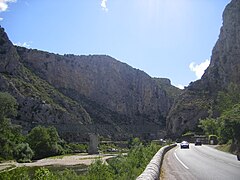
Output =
[
  {"x1": 195, "y1": 139, "x2": 202, "y2": 146},
  {"x1": 180, "y1": 141, "x2": 189, "y2": 149}
]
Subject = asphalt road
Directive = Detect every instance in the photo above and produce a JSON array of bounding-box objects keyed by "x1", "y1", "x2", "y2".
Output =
[{"x1": 161, "y1": 144, "x2": 240, "y2": 180}]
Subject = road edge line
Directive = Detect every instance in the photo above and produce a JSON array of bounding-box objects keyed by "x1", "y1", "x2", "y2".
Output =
[{"x1": 174, "y1": 150, "x2": 189, "y2": 170}]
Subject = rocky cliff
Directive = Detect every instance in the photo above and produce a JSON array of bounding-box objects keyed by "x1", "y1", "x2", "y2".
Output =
[
  {"x1": 0, "y1": 25, "x2": 180, "y2": 141},
  {"x1": 16, "y1": 50, "x2": 172, "y2": 124},
  {"x1": 0, "y1": 26, "x2": 95, "y2": 141},
  {"x1": 16, "y1": 47, "x2": 180, "y2": 139},
  {"x1": 167, "y1": 0, "x2": 240, "y2": 137}
]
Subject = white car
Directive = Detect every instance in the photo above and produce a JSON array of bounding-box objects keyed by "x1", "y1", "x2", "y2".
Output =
[{"x1": 180, "y1": 141, "x2": 189, "y2": 149}]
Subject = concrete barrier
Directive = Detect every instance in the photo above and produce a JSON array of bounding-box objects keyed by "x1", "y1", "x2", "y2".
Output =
[{"x1": 136, "y1": 144, "x2": 177, "y2": 180}]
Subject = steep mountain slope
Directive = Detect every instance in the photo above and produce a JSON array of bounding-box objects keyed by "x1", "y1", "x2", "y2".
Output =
[
  {"x1": 16, "y1": 49, "x2": 171, "y2": 124},
  {"x1": 0, "y1": 25, "x2": 181, "y2": 141},
  {"x1": 0, "y1": 26, "x2": 93, "y2": 141},
  {"x1": 16, "y1": 47, "x2": 180, "y2": 139},
  {"x1": 167, "y1": 0, "x2": 240, "y2": 137}
]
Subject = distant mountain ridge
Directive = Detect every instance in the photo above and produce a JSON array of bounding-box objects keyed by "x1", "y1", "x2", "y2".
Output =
[{"x1": 0, "y1": 26, "x2": 181, "y2": 141}]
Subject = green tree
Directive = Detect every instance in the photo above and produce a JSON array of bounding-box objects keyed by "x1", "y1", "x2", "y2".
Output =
[
  {"x1": 0, "y1": 92, "x2": 17, "y2": 121},
  {"x1": 219, "y1": 104, "x2": 240, "y2": 145},
  {"x1": 128, "y1": 137, "x2": 141, "y2": 148},
  {"x1": 13, "y1": 142, "x2": 34, "y2": 162},
  {"x1": 216, "y1": 83, "x2": 240, "y2": 114},
  {"x1": 0, "y1": 92, "x2": 22, "y2": 160},
  {"x1": 198, "y1": 118, "x2": 219, "y2": 135},
  {"x1": 87, "y1": 159, "x2": 114, "y2": 180},
  {"x1": 27, "y1": 126, "x2": 63, "y2": 159},
  {"x1": 34, "y1": 167, "x2": 56, "y2": 180}
]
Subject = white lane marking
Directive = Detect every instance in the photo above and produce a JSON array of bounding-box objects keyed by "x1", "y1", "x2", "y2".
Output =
[{"x1": 174, "y1": 149, "x2": 189, "y2": 170}]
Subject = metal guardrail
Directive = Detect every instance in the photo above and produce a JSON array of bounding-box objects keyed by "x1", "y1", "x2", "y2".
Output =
[{"x1": 136, "y1": 144, "x2": 177, "y2": 180}]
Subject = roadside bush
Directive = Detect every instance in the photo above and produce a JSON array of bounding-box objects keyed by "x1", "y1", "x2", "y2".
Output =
[
  {"x1": 13, "y1": 143, "x2": 34, "y2": 163},
  {"x1": 0, "y1": 167, "x2": 30, "y2": 180},
  {"x1": 105, "y1": 142, "x2": 161, "y2": 179},
  {"x1": 34, "y1": 167, "x2": 55, "y2": 180},
  {"x1": 87, "y1": 159, "x2": 114, "y2": 180},
  {"x1": 54, "y1": 169, "x2": 81, "y2": 180}
]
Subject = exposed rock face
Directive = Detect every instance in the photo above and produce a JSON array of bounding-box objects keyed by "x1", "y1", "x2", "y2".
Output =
[
  {"x1": 167, "y1": 0, "x2": 240, "y2": 137},
  {"x1": 203, "y1": 0, "x2": 240, "y2": 89},
  {"x1": 153, "y1": 78, "x2": 182, "y2": 100},
  {"x1": 16, "y1": 48, "x2": 178, "y2": 130},
  {"x1": 0, "y1": 26, "x2": 92, "y2": 141},
  {"x1": 0, "y1": 25, "x2": 181, "y2": 141},
  {"x1": 0, "y1": 27, "x2": 20, "y2": 74}
]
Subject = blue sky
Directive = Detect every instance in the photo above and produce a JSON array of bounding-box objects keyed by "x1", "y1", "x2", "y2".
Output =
[{"x1": 0, "y1": 0, "x2": 230, "y2": 88}]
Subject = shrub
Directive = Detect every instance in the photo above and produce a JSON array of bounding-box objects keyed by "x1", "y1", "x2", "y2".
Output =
[
  {"x1": 34, "y1": 167, "x2": 55, "y2": 180},
  {"x1": 13, "y1": 143, "x2": 34, "y2": 163},
  {"x1": 0, "y1": 167, "x2": 29, "y2": 180},
  {"x1": 87, "y1": 159, "x2": 114, "y2": 180},
  {"x1": 68, "y1": 143, "x2": 88, "y2": 153},
  {"x1": 27, "y1": 126, "x2": 64, "y2": 159}
]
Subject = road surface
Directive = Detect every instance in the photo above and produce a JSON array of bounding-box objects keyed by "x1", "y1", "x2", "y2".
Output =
[{"x1": 161, "y1": 144, "x2": 240, "y2": 180}]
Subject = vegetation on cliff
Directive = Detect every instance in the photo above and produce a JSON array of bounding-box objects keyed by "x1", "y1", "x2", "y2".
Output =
[
  {"x1": 0, "y1": 92, "x2": 23, "y2": 161},
  {"x1": 0, "y1": 92, "x2": 87, "y2": 162},
  {"x1": 167, "y1": 0, "x2": 240, "y2": 137},
  {"x1": 198, "y1": 85, "x2": 240, "y2": 154}
]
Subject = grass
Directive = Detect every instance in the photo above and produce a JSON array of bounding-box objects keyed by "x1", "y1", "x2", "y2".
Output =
[
  {"x1": 1, "y1": 164, "x2": 88, "y2": 178},
  {"x1": 46, "y1": 153, "x2": 83, "y2": 159},
  {"x1": 0, "y1": 164, "x2": 16, "y2": 173},
  {"x1": 46, "y1": 164, "x2": 88, "y2": 175},
  {"x1": 47, "y1": 153, "x2": 118, "y2": 160},
  {"x1": 215, "y1": 144, "x2": 231, "y2": 153}
]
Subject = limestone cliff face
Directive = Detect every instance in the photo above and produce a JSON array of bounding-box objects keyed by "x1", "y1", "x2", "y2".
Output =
[
  {"x1": 0, "y1": 26, "x2": 20, "y2": 74},
  {"x1": 16, "y1": 49, "x2": 176, "y2": 128},
  {"x1": 167, "y1": 0, "x2": 240, "y2": 137},
  {"x1": 203, "y1": 0, "x2": 240, "y2": 89},
  {"x1": 0, "y1": 26, "x2": 92, "y2": 141},
  {"x1": 0, "y1": 25, "x2": 181, "y2": 141}
]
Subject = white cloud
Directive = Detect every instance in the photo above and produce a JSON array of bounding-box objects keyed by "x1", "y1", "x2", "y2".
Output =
[
  {"x1": 0, "y1": 17, "x2": 3, "y2": 21},
  {"x1": 14, "y1": 41, "x2": 31, "y2": 48},
  {"x1": 101, "y1": 0, "x2": 108, "y2": 12},
  {"x1": 189, "y1": 59, "x2": 210, "y2": 79},
  {"x1": 0, "y1": 0, "x2": 17, "y2": 12},
  {"x1": 176, "y1": 84, "x2": 185, "y2": 90}
]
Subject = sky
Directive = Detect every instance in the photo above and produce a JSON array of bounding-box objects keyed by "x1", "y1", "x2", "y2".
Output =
[{"x1": 0, "y1": 0, "x2": 230, "y2": 89}]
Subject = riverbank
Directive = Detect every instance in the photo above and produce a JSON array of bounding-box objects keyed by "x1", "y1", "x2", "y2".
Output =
[{"x1": 0, "y1": 153, "x2": 117, "y2": 172}]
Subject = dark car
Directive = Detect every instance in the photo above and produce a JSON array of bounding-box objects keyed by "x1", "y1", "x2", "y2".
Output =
[
  {"x1": 180, "y1": 141, "x2": 189, "y2": 149},
  {"x1": 195, "y1": 139, "x2": 202, "y2": 146}
]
